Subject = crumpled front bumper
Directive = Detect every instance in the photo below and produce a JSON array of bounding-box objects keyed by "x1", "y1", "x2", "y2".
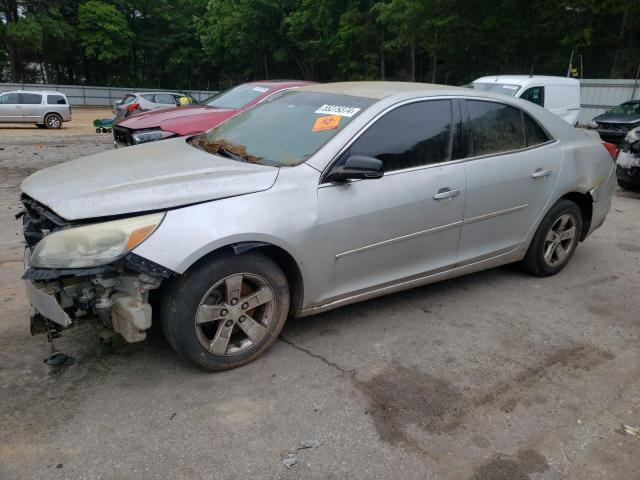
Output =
[{"x1": 24, "y1": 278, "x2": 72, "y2": 327}]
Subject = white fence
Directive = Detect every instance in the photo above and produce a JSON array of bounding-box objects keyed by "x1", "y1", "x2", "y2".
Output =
[
  {"x1": 0, "y1": 82, "x2": 218, "y2": 106},
  {"x1": 579, "y1": 79, "x2": 640, "y2": 125}
]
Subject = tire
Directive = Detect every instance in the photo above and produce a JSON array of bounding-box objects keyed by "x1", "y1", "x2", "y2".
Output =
[
  {"x1": 160, "y1": 251, "x2": 290, "y2": 371},
  {"x1": 44, "y1": 113, "x2": 62, "y2": 129},
  {"x1": 522, "y1": 199, "x2": 583, "y2": 277},
  {"x1": 35, "y1": 124, "x2": 45, "y2": 129}
]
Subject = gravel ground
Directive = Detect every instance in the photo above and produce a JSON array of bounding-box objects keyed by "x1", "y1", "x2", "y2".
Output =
[{"x1": 1, "y1": 119, "x2": 639, "y2": 479}]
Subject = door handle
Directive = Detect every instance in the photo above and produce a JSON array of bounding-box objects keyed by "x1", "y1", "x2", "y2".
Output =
[
  {"x1": 433, "y1": 188, "x2": 460, "y2": 200},
  {"x1": 531, "y1": 168, "x2": 552, "y2": 178}
]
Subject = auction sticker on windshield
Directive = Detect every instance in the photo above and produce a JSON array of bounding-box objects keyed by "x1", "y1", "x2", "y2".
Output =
[
  {"x1": 312, "y1": 115, "x2": 341, "y2": 132},
  {"x1": 315, "y1": 104, "x2": 361, "y2": 117}
]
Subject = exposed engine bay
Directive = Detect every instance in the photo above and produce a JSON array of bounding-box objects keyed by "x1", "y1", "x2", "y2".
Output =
[{"x1": 20, "y1": 195, "x2": 173, "y2": 343}]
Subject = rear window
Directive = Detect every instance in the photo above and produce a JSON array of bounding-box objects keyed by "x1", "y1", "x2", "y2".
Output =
[
  {"x1": 192, "y1": 91, "x2": 373, "y2": 166},
  {"x1": 47, "y1": 94, "x2": 66, "y2": 105},
  {"x1": 20, "y1": 93, "x2": 42, "y2": 104},
  {"x1": 472, "y1": 83, "x2": 521, "y2": 97},
  {"x1": 118, "y1": 94, "x2": 136, "y2": 105},
  {"x1": 204, "y1": 84, "x2": 271, "y2": 109}
]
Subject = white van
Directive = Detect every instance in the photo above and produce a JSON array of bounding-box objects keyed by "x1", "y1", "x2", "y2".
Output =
[{"x1": 471, "y1": 75, "x2": 581, "y2": 125}]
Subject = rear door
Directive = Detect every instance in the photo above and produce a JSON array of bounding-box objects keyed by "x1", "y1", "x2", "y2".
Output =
[
  {"x1": 19, "y1": 93, "x2": 44, "y2": 121},
  {"x1": 0, "y1": 92, "x2": 21, "y2": 121},
  {"x1": 457, "y1": 99, "x2": 561, "y2": 265},
  {"x1": 316, "y1": 99, "x2": 467, "y2": 303}
]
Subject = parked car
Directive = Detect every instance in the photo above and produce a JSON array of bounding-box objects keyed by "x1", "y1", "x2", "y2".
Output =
[
  {"x1": 113, "y1": 80, "x2": 312, "y2": 147},
  {"x1": 616, "y1": 126, "x2": 640, "y2": 190},
  {"x1": 20, "y1": 81, "x2": 616, "y2": 371},
  {"x1": 588, "y1": 100, "x2": 640, "y2": 145},
  {"x1": 113, "y1": 91, "x2": 197, "y2": 121},
  {"x1": 0, "y1": 90, "x2": 71, "y2": 128},
  {"x1": 471, "y1": 75, "x2": 581, "y2": 125}
]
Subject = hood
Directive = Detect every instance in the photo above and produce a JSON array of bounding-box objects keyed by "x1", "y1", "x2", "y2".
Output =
[
  {"x1": 594, "y1": 113, "x2": 640, "y2": 125},
  {"x1": 21, "y1": 137, "x2": 279, "y2": 221},
  {"x1": 117, "y1": 105, "x2": 238, "y2": 135}
]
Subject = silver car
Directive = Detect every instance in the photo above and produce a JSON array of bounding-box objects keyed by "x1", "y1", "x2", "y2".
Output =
[
  {"x1": 0, "y1": 90, "x2": 71, "y2": 128},
  {"x1": 113, "y1": 91, "x2": 196, "y2": 120},
  {"x1": 20, "y1": 82, "x2": 616, "y2": 371}
]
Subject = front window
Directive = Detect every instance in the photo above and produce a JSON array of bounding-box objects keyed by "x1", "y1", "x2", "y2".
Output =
[
  {"x1": 610, "y1": 102, "x2": 640, "y2": 115},
  {"x1": 203, "y1": 84, "x2": 272, "y2": 109},
  {"x1": 191, "y1": 91, "x2": 373, "y2": 166},
  {"x1": 473, "y1": 82, "x2": 521, "y2": 97},
  {"x1": 0, "y1": 93, "x2": 19, "y2": 104}
]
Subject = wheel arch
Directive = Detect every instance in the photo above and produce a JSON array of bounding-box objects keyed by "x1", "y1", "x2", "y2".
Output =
[
  {"x1": 559, "y1": 191, "x2": 593, "y2": 240},
  {"x1": 177, "y1": 241, "x2": 305, "y2": 318}
]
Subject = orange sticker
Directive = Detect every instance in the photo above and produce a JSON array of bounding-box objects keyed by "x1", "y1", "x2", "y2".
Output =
[{"x1": 312, "y1": 115, "x2": 341, "y2": 132}]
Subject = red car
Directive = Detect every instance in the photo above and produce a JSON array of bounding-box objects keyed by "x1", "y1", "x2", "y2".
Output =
[{"x1": 113, "y1": 80, "x2": 313, "y2": 147}]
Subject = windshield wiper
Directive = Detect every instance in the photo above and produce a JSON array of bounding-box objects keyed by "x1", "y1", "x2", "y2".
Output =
[{"x1": 216, "y1": 145, "x2": 247, "y2": 162}]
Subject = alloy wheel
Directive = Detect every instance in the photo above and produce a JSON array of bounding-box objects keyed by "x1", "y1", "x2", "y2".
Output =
[
  {"x1": 194, "y1": 273, "x2": 276, "y2": 356},
  {"x1": 543, "y1": 213, "x2": 577, "y2": 267}
]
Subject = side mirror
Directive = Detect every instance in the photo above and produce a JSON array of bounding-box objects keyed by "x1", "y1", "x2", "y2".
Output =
[{"x1": 325, "y1": 155, "x2": 384, "y2": 182}]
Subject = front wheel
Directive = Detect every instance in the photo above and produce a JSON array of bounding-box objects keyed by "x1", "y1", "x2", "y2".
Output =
[
  {"x1": 160, "y1": 251, "x2": 290, "y2": 371},
  {"x1": 522, "y1": 199, "x2": 582, "y2": 277}
]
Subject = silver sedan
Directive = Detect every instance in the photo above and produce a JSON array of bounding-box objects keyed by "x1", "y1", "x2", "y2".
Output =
[{"x1": 21, "y1": 82, "x2": 617, "y2": 370}]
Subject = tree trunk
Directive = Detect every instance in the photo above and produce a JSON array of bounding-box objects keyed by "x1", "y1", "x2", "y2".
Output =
[
  {"x1": 379, "y1": 32, "x2": 385, "y2": 80},
  {"x1": 263, "y1": 53, "x2": 269, "y2": 80},
  {"x1": 3, "y1": 0, "x2": 23, "y2": 82},
  {"x1": 410, "y1": 41, "x2": 416, "y2": 81},
  {"x1": 431, "y1": 54, "x2": 437, "y2": 83}
]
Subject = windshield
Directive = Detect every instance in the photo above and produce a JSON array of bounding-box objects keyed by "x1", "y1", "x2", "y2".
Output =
[
  {"x1": 203, "y1": 84, "x2": 272, "y2": 109},
  {"x1": 610, "y1": 102, "x2": 640, "y2": 115},
  {"x1": 191, "y1": 91, "x2": 374, "y2": 166},
  {"x1": 473, "y1": 82, "x2": 521, "y2": 96}
]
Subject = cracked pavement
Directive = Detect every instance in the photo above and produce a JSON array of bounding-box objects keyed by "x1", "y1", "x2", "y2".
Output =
[{"x1": 1, "y1": 120, "x2": 640, "y2": 479}]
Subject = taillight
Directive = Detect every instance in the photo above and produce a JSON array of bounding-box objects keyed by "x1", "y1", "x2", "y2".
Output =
[
  {"x1": 602, "y1": 142, "x2": 618, "y2": 162},
  {"x1": 126, "y1": 102, "x2": 140, "y2": 113}
]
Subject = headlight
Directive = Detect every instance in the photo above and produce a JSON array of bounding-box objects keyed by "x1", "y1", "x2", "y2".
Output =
[
  {"x1": 132, "y1": 129, "x2": 176, "y2": 144},
  {"x1": 30, "y1": 213, "x2": 164, "y2": 269},
  {"x1": 587, "y1": 120, "x2": 599, "y2": 129},
  {"x1": 625, "y1": 126, "x2": 640, "y2": 144}
]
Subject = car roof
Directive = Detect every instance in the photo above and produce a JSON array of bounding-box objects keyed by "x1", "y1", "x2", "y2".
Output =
[
  {"x1": 298, "y1": 81, "x2": 464, "y2": 100},
  {"x1": 4, "y1": 90, "x2": 65, "y2": 94},
  {"x1": 473, "y1": 75, "x2": 579, "y2": 86}
]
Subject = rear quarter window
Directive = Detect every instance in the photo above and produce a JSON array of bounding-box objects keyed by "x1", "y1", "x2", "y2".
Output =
[
  {"x1": 47, "y1": 94, "x2": 66, "y2": 105},
  {"x1": 466, "y1": 100, "x2": 525, "y2": 156}
]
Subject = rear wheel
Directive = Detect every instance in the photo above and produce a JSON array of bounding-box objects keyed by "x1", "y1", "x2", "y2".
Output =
[
  {"x1": 160, "y1": 251, "x2": 290, "y2": 371},
  {"x1": 44, "y1": 113, "x2": 62, "y2": 129},
  {"x1": 522, "y1": 199, "x2": 582, "y2": 277}
]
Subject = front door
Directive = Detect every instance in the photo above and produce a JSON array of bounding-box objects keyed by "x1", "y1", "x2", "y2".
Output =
[
  {"x1": 316, "y1": 99, "x2": 467, "y2": 304},
  {"x1": 457, "y1": 99, "x2": 562, "y2": 265}
]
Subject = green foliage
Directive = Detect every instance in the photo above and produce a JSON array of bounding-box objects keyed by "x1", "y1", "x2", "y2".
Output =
[
  {"x1": 78, "y1": 1, "x2": 133, "y2": 62},
  {"x1": 1, "y1": 0, "x2": 639, "y2": 86}
]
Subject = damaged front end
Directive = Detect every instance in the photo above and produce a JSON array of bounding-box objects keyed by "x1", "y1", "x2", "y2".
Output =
[
  {"x1": 617, "y1": 127, "x2": 640, "y2": 188},
  {"x1": 20, "y1": 196, "x2": 172, "y2": 343}
]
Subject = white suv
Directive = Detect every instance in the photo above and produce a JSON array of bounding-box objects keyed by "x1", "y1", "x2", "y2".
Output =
[{"x1": 0, "y1": 90, "x2": 72, "y2": 128}]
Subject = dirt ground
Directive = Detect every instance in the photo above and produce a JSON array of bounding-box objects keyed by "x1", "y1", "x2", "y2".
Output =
[{"x1": 0, "y1": 123, "x2": 639, "y2": 480}]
